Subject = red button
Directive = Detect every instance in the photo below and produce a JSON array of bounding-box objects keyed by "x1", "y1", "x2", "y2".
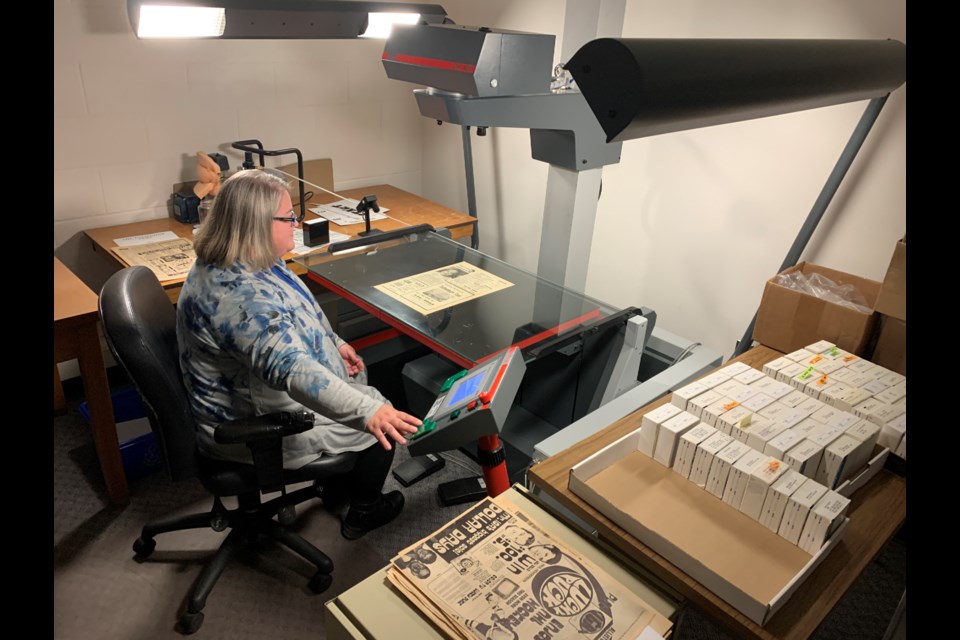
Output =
[
  {"x1": 467, "y1": 401, "x2": 478, "y2": 410},
  {"x1": 478, "y1": 391, "x2": 492, "y2": 404}
]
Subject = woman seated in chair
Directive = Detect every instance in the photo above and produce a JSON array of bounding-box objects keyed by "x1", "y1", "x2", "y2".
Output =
[{"x1": 176, "y1": 169, "x2": 422, "y2": 541}]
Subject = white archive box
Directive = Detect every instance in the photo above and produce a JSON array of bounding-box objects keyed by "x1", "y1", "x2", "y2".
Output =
[
  {"x1": 690, "y1": 431, "x2": 735, "y2": 488},
  {"x1": 673, "y1": 424, "x2": 717, "y2": 479},
  {"x1": 638, "y1": 403, "x2": 682, "y2": 456},
  {"x1": 706, "y1": 440, "x2": 752, "y2": 498},
  {"x1": 568, "y1": 428, "x2": 849, "y2": 627},
  {"x1": 655, "y1": 411, "x2": 700, "y2": 467}
]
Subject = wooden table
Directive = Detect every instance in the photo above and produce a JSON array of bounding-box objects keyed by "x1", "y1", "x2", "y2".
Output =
[
  {"x1": 54, "y1": 257, "x2": 128, "y2": 505},
  {"x1": 84, "y1": 185, "x2": 476, "y2": 303},
  {"x1": 527, "y1": 345, "x2": 906, "y2": 640}
]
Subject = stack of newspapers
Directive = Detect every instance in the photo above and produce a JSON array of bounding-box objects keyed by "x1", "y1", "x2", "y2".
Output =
[{"x1": 386, "y1": 495, "x2": 672, "y2": 640}]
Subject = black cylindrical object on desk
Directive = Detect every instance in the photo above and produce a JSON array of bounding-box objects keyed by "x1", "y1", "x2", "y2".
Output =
[{"x1": 566, "y1": 38, "x2": 907, "y2": 143}]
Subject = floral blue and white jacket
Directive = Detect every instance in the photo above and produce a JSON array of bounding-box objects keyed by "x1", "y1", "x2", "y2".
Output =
[{"x1": 177, "y1": 259, "x2": 380, "y2": 468}]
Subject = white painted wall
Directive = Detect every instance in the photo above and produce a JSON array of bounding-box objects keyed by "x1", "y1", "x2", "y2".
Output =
[
  {"x1": 423, "y1": 0, "x2": 906, "y2": 360},
  {"x1": 54, "y1": 0, "x2": 428, "y2": 251},
  {"x1": 54, "y1": 0, "x2": 906, "y2": 366}
]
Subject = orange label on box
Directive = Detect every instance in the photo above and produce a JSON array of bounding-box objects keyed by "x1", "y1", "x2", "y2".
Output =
[{"x1": 723, "y1": 401, "x2": 741, "y2": 411}]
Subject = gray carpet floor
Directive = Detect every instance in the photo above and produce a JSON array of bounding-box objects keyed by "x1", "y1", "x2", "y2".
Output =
[{"x1": 54, "y1": 378, "x2": 906, "y2": 639}]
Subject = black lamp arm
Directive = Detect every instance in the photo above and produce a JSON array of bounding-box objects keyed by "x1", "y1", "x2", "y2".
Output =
[{"x1": 231, "y1": 140, "x2": 307, "y2": 220}]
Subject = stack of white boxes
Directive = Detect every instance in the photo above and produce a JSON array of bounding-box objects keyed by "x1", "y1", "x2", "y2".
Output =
[{"x1": 637, "y1": 339, "x2": 904, "y2": 553}]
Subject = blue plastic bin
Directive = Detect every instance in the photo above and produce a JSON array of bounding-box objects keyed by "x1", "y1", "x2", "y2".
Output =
[{"x1": 78, "y1": 387, "x2": 162, "y2": 481}]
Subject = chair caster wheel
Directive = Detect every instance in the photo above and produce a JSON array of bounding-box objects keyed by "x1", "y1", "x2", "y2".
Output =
[
  {"x1": 178, "y1": 611, "x2": 204, "y2": 634},
  {"x1": 210, "y1": 515, "x2": 228, "y2": 532},
  {"x1": 309, "y1": 572, "x2": 333, "y2": 594},
  {"x1": 133, "y1": 537, "x2": 156, "y2": 558},
  {"x1": 278, "y1": 505, "x2": 296, "y2": 526}
]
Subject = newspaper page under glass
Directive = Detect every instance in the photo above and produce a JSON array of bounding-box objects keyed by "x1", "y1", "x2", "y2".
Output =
[
  {"x1": 112, "y1": 237, "x2": 196, "y2": 281},
  {"x1": 386, "y1": 496, "x2": 672, "y2": 640},
  {"x1": 374, "y1": 262, "x2": 514, "y2": 315}
]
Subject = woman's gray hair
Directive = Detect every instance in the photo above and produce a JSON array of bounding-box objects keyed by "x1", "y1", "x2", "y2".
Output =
[{"x1": 193, "y1": 169, "x2": 290, "y2": 270}]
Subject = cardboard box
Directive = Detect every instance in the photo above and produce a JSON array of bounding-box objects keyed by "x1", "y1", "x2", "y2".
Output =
[
  {"x1": 875, "y1": 381, "x2": 906, "y2": 405},
  {"x1": 778, "y1": 478, "x2": 829, "y2": 545},
  {"x1": 638, "y1": 403, "x2": 682, "y2": 456},
  {"x1": 654, "y1": 411, "x2": 700, "y2": 467},
  {"x1": 874, "y1": 236, "x2": 906, "y2": 322},
  {"x1": 716, "y1": 405, "x2": 753, "y2": 436},
  {"x1": 799, "y1": 491, "x2": 851, "y2": 554},
  {"x1": 672, "y1": 381, "x2": 709, "y2": 412},
  {"x1": 783, "y1": 439, "x2": 825, "y2": 478},
  {"x1": 870, "y1": 315, "x2": 906, "y2": 375},
  {"x1": 674, "y1": 424, "x2": 718, "y2": 479},
  {"x1": 895, "y1": 434, "x2": 906, "y2": 459},
  {"x1": 834, "y1": 444, "x2": 891, "y2": 497},
  {"x1": 690, "y1": 432, "x2": 735, "y2": 488},
  {"x1": 740, "y1": 458, "x2": 790, "y2": 521},
  {"x1": 569, "y1": 430, "x2": 848, "y2": 626},
  {"x1": 723, "y1": 450, "x2": 770, "y2": 509},
  {"x1": 760, "y1": 470, "x2": 808, "y2": 533},
  {"x1": 706, "y1": 440, "x2": 752, "y2": 498},
  {"x1": 762, "y1": 357, "x2": 795, "y2": 378},
  {"x1": 753, "y1": 262, "x2": 881, "y2": 356}
]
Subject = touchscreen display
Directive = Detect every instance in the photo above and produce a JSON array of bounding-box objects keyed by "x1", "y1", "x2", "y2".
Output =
[{"x1": 448, "y1": 371, "x2": 485, "y2": 406}]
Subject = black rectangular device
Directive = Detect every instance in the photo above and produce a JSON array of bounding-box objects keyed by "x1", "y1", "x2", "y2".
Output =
[
  {"x1": 437, "y1": 476, "x2": 488, "y2": 506},
  {"x1": 392, "y1": 453, "x2": 445, "y2": 487},
  {"x1": 171, "y1": 191, "x2": 200, "y2": 224}
]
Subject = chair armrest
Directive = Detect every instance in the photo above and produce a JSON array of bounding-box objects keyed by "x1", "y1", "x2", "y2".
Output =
[{"x1": 213, "y1": 411, "x2": 315, "y2": 445}]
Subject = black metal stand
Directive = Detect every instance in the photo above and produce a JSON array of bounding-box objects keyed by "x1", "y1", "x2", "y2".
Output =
[{"x1": 356, "y1": 194, "x2": 383, "y2": 237}]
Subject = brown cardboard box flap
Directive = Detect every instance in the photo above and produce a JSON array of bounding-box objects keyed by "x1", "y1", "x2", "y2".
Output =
[
  {"x1": 874, "y1": 237, "x2": 906, "y2": 322},
  {"x1": 871, "y1": 315, "x2": 906, "y2": 375},
  {"x1": 753, "y1": 262, "x2": 881, "y2": 355}
]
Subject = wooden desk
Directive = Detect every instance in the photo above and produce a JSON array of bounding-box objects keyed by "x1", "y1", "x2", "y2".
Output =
[
  {"x1": 84, "y1": 184, "x2": 476, "y2": 302},
  {"x1": 54, "y1": 257, "x2": 128, "y2": 505},
  {"x1": 527, "y1": 345, "x2": 906, "y2": 640}
]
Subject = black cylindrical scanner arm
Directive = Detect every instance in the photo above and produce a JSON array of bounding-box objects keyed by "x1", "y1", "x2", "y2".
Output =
[{"x1": 567, "y1": 38, "x2": 906, "y2": 143}]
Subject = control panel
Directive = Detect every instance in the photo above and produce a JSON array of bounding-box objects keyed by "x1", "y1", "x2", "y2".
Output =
[{"x1": 407, "y1": 346, "x2": 526, "y2": 456}]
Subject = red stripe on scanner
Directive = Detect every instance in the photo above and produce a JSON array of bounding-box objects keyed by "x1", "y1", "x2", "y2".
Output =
[{"x1": 384, "y1": 52, "x2": 476, "y2": 73}]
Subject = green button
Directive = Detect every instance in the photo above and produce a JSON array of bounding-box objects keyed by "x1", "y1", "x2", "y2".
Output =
[
  {"x1": 410, "y1": 419, "x2": 436, "y2": 440},
  {"x1": 440, "y1": 369, "x2": 469, "y2": 392},
  {"x1": 451, "y1": 410, "x2": 461, "y2": 419}
]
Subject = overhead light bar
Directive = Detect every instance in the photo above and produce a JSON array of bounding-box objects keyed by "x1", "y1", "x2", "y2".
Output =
[
  {"x1": 360, "y1": 12, "x2": 421, "y2": 39},
  {"x1": 136, "y1": 5, "x2": 225, "y2": 38},
  {"x1": 127, "y1": 1, "x2": 448, "y2": 40},
  {"x1": 566, "y1": 38, "x2": 907, "y2": 143}
]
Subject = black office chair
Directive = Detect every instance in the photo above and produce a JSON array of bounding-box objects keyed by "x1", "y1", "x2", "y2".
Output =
[{"x1": 98, "y1": 266, "x2": 359, "y2": 634}]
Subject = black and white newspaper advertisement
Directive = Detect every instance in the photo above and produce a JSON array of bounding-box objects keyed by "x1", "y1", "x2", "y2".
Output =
[
  {"x1": 387, "y1": 496, "x2": 671, "y2": 640},
  {"x1": 373, "y1": 261, "x2": 514, "y2": 315}
]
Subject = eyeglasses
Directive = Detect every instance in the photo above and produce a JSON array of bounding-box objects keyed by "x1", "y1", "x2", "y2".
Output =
[{"x1": 272, "y1": 209, "x2": 303, "y2": 225}]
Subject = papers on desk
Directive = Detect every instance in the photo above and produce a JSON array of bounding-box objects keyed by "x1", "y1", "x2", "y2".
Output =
[
  {"x1": 290, "y1": 229, "x2": 350, "y2": 256},
  {"x1": 112, "y1": 238, "x2": 196, "y2": 281},
  {"x1": 113, "y1": 230, "x2": 181, "y2": 247},
  {"x1": 311, "y1": 198, "x2": 388, "y2": 226},
  {"x1": 385, "y1": 494, "x2": 672, "y2": 640},
  {"x1": 374, "y1": 261, "x2": 513, "y2": 315}
]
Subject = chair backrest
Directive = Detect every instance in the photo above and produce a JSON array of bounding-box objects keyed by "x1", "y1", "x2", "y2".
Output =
[{"x1": 99, "y1": 266, "x2": 199, "y2": 482}]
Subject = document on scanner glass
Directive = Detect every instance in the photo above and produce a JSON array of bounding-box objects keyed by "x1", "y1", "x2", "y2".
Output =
[{"x1": 374, "y1": 262, "x2": 514, "y2": 314}]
